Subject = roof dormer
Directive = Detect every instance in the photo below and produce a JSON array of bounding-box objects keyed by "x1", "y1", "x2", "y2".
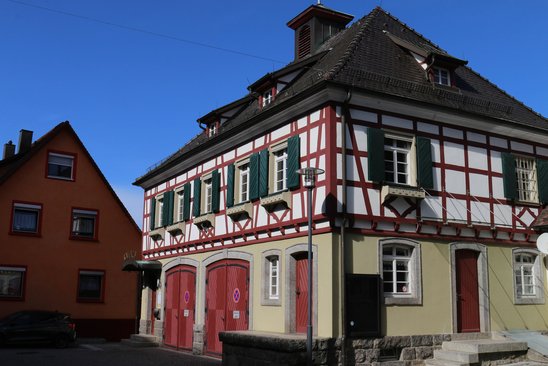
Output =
[{"x1": 287, "y1": 3, "x2": 353, "y2": 61}]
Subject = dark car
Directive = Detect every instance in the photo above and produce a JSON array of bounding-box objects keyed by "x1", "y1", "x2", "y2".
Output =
[{"x1": 0, "y1": 310, "x2": 76, "y2": 348}]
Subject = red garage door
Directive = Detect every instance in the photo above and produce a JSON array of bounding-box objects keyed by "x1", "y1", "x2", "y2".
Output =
[
  {"x1": 164, "y1": 265, "x2": 196, "y2": 350},
  {"x1": 205, "y1": 259, "x2": 249, "y2": 356}
]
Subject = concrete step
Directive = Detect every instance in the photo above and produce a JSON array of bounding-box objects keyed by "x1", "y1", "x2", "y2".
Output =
[
  {"x1": 129, "y1": 334, "x2": 159, "y2": 343},
  {"x1": 424, "y1": 359, "x2": 469, "y2": 366},
  {"x1": 434, "y1": 349, "x2": 479, "y2": 364},
  {"x1": 442, "y1": 339, "x2": 528, "y2": 354}
]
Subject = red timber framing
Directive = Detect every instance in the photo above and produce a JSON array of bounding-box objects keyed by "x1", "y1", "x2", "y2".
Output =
[
  {"x1": 141, "y1": 105, "x2": 334, "y2": 258},
  {"x1": 331, "y1": 104, "x2": 546, "y2": 246},
  {"x1": 205, "y1": 259, "x2": 249, "y2": 356},
  {"x1": 164, "y1": 265, "x2": 196, "y2": 351}
]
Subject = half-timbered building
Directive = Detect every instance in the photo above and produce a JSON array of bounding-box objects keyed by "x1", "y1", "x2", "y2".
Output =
[{"x1": 133, "y1": 4, "x2": 548, "y2": 363}]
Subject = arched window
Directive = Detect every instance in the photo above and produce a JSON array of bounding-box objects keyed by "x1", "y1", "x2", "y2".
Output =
[
  {"x1": 513, "y1": 249, "x2": 544, "y2": 304},
  {"x1": 379, "y1": 239, "x2": 422, "y2": 305}
]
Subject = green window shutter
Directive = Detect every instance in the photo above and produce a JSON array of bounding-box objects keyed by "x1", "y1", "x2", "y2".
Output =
[
  {"x1": 249, "y1": 153, "x2": 259, "y2": 201},
  {"x1": 166, "y1": 191, "x2": 174, "y2": 226},
  {"x1": 287, "y1": 135, "x2": 301, "y2": 190},
  {"x1": 227, "y1": 164, "x2": 235, "y2": 208},
  {"x1": 193, "y1": 178, "x2": 201, "y2": 217},
  {"x1": 416, "y1": 137, "x2": 434, "y2": 189},
  {"x1": 149, "y1": 197, "x2": 156, "y2": 231},
  {"x1": 259, "y1": 149, "x2": 269, "y2": 197},
  {"x1": 212, "y1": 169, "x2": 220, "y2": 213},
  {"x1": 537, "y1": 159, "x2": 548, "y2": 204},
  {"x1": 183, "y1": 182, "x2": 191, "y2": 221},
  {"x1": 367, "y1": 128, "x2": 385, "y2": 183},
  {"x1": 501, "y1": 153, "x2": 517, "y2": 201}
]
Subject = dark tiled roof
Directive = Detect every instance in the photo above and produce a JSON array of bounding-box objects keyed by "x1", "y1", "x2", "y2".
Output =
[{"x1": 135, "y1": 7, "x2": 547, "y2": 185}]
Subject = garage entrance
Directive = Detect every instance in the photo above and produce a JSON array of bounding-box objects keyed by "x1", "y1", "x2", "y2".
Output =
[
  {"x1": 205, "y1": 259, "x2": 249, "y2": 356},
  {"x1": 164, "y1": 265, "x2": 196, "y2": 350}
]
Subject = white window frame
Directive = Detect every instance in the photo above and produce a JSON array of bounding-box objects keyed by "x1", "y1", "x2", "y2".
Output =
[
  {"x1": 433, "y1": 67, "x2": 451, "y2": 86},
  {"x1": 378, "y1": 238, "x2": 422, "y2": 305},
  {"x1": 208, "y1": 123, "x2": 218, "y2": 137},
  {"x1": 384, "y1": 133, "x2": 416, "y2": 186},
  {"x1": 261, "y1": 250, "x2": 282, "y2": 306},
  {"x1": 274, "y1": 149, "x2": 288, "y2": 193},
  {"x1": 515, "y1": 156, "x2": 538, "y2": 203},
  {"x1": 12, "y1": 202, "x2": 41, "y2": 234},
  {"x1": 262, "y1": 89, "x2": 273, "y2": 107},
  {"x1": 156, "y1": 195, "x2": 164, "y2": 227},
  {"x1": 0, "y1": 266, "x2": 26, "y2": 299},
  {"x1": 174, "y1": 187, "x2": 185, "y2": 222},
  {"x1": 71, "y1": 209, "x2": 98, "y2": 239},
  {"x1": 513, "y1": 248, "x2": 544, "y2": 305},
  {"x1": 203, "y1": 176, "x2": 213, "y2": 214},
  {"x1": 238, "y1": 163, "x2": 250, "y2": 203},
  {"x1": 47, "y1": 152, "x2": 74, "y2": 180}
]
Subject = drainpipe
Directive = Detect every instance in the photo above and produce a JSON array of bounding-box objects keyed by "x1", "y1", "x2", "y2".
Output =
[{"x1": 340, "y1": 88, "x2": 352, "y2": 365}]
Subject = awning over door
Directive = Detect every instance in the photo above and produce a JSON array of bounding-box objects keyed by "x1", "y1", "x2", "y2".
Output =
[{"x1": 122, "y1": 260, "x2": 162, "y2": 291}]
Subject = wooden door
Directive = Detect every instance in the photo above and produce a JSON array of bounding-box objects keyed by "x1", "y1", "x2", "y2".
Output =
[
  {"x1": 205, "y1": 259, "x2": 249, "y2": 356},
  {"x1": 164, "y1": 266, "x2": 195, "y2": 350},
  {"x1": 295, "y1": 253, "x2": 309, "y2": 334},
  {"x1": 177, "y1": 268, "x2": 195, "y2": 350},
  {"x1": 456, "y1": 250, "x2": 480, "y2": 333}
]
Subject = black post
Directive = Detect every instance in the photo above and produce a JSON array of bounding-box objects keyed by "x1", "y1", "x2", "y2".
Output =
[{"x1": 307, "y1": 186, "x2": 313, "y2": 366}]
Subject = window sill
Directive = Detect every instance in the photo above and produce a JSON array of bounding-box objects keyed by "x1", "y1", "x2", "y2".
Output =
[
  {"x1": 70, "y1": 236, "x2": 99, "y2": 242},
  {"x1": 0, "y1": 296, "x2": 25, "y2": 302},
  {"x1": 381, "y1": 184, "x2": 425, "y2": 203},
  {"x1": 46, "y1": 175, "x2": 75, "y2": 182},
  {"x1": 513, "y1": 200, "x2": 541, "y2": 208},
  {"x1": 77, "y1": 299, "x2": 104, "y2": 304},
  {"x1": 260, "y1": 191, "x2": 291, "y2": 211},
  {"x1": 166, "y1": 222, "x2": 185, "y2": 236},
  {"x1": 149, "y1": 228, "x2": 165, "y2": 240},
  {"x1": 9, "y1": 231, "x2": 41, "y2": 238},
  {"x1": 261, "y1": 297, "x2": 281, "y2": 306},
  {"x1": 194, "y1": 213, "x2": 215, "y2": 227},
  {"x1": 384, "y1": 294, "x2": 421, "y2": 306},
  {"x1": 227, "y1": 202, "x2": 253, "y2": 220},
  {"x1": 515, "y1": 297, "x2": 544, "y2": 305}
]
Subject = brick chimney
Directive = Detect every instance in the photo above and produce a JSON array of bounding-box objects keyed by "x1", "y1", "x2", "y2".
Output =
[
  {"x1": 17, "y1": 129, "x2": 33, "y2": 154},
  {"x1": 287, "y1": 4, "x2": 353, "y2": 61},
  {"x1": 3, "y1": 140, "x2": 15, "y2": 159}
]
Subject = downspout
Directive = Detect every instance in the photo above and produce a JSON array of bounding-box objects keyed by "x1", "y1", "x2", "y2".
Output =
[{"x1": 340, "y1": 88, "x2": 352, "y2": 365}]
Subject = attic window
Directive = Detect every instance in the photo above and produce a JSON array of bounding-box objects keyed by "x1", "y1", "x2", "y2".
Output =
[
  {"x1": 208, "y1": 123, "x2": 218, "y2": 137},
  {"x1": 433, "y1": 67, "x2": 451, "y2": 86},
  {"x1": 262, "y1": 89, "x2": 273, "y2": 107}
]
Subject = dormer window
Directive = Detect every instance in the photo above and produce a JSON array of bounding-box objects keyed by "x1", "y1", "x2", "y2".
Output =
[
  {"x1": 208, "y1": 123, "x2": 218, "y2": 137},
  {"x1": 262, "y1": 89, "x2": 273, "y2": 107},
  {"x1": 433, "y1": 67, "x2": 451, "y2": 86}
]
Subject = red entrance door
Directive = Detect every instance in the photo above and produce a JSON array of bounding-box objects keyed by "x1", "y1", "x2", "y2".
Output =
[
  {"x1": 456, "y1": 250, "x2": 480, "y2": 333},
  {"x1": 205, "y1": 259, "x2": 249, "y2": 356},
  {"x1": 295, "y1": 253, "x2": 309, "y2": 334},
  {"x1": 164, "y1": 266, "x2": 196, "y2": 350}
]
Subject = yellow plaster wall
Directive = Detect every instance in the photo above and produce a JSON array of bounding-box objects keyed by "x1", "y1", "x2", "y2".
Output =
[{"x1": 487, "y1": 245, "x2": 548, "y2": 331}]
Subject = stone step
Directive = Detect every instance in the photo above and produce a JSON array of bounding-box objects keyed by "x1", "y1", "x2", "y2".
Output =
[
  {"x1": 120, "y1": 338, "x2": 160, "y2": 348},
  {"x1": 424, "y1": 359, "x2": 469, "y2": 366},
  {"x1": 129, "y1": 334, "x2": 159, "y2": 343},
  {"x1": 434, "y1": 349, "x2": 479, "y2": 364},
  {"x1": 442, "y1": 339, "x2": 528, "y2": 354}
]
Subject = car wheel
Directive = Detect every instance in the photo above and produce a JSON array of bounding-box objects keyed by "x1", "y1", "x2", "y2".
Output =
[{"x1": 54, "y1": 335, "x2": 69, "y2": 349}]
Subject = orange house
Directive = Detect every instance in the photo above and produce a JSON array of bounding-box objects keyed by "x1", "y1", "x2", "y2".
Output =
[{"x1": 0, "y1": 122, "x2": 141, "y2": 341}]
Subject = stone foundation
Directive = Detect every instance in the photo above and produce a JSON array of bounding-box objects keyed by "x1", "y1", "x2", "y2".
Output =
[
  {"x1": 220, "y1": 331, "x2": 457, "y2": 365},
  {"x1": 193, "y1": 324, "x2": 205, "y2": 355}
]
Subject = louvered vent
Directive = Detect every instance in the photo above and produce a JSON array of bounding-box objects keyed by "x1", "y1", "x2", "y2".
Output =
[{"x1": 297, "y1": 25, "x2": 311, "y2": 59}]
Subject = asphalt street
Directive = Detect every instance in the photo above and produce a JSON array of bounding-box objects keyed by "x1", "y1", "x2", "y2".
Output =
[{"x1": 0, "y1": 342, "x2": 221, "y2": 366}]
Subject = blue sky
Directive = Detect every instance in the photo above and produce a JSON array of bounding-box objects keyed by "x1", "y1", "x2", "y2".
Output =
[{"x1": 1, "y1": 0, "x2": 547, "y2": 227}]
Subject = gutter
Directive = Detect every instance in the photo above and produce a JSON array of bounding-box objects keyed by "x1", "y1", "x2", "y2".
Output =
[{"x1": 340, "y1": 87, "x2": 352, "y2": 365}]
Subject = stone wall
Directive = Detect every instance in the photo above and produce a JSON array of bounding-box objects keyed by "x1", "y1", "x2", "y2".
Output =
[{"x1": 220, "y1": 331, "x2": 455, "y2": 365}]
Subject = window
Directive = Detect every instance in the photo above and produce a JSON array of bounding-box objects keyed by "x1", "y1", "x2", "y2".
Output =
[
  {"x1": 47, "y1": 152, "x2": 75, "y2": 180},
  {"x1": 157, "y1": 197, "x2": 164, "y2": 227},
  {"x1": 0, "y1": 266, "x2": 26, "y2": 299},
  {"x1": 176, "y1": 189, "x2": 185, "y2": 222},
  {"x1": 208, "y1": 123, "x2": 218, "y2": 137},
  {"x1": 384, "y1": 136, "x2": 412, "y2": 185},
  {"x1": 204, "y1": 178, "x2": 213, "y2": 213},
  {"x1": 262, "y1": 89, "x2": 273, "y2": 107},
  {"x1": 513, "y1": 249, "x2": 544, "y2": 304},
  {"x1": 515, "y1": 157, "x2": 538, "y2": 203},
  {"x1": 11, "y1": 202, "x2": 41, "y2": 234},
  {"x1": 379, "y1": 239, "x2": 422, "y2": 305},
  {"x1": 433, "y1": 67, "x2": 450, "y2": 86},
  {"x1": 239, "y1": 163, "x2": 249, "y2": 203},
  {"x1": 274, "y1": 149, "x2": 288, "y2": 192},
  {"x1": 77, "y1": 270, "x2": 105, "y2": 302},
  {"x1": 261, "y1": 250, "x2": 281, "y2": 306},
  {"x1": 71, "y1": 209, "x2": 98, "y2": 239}
]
